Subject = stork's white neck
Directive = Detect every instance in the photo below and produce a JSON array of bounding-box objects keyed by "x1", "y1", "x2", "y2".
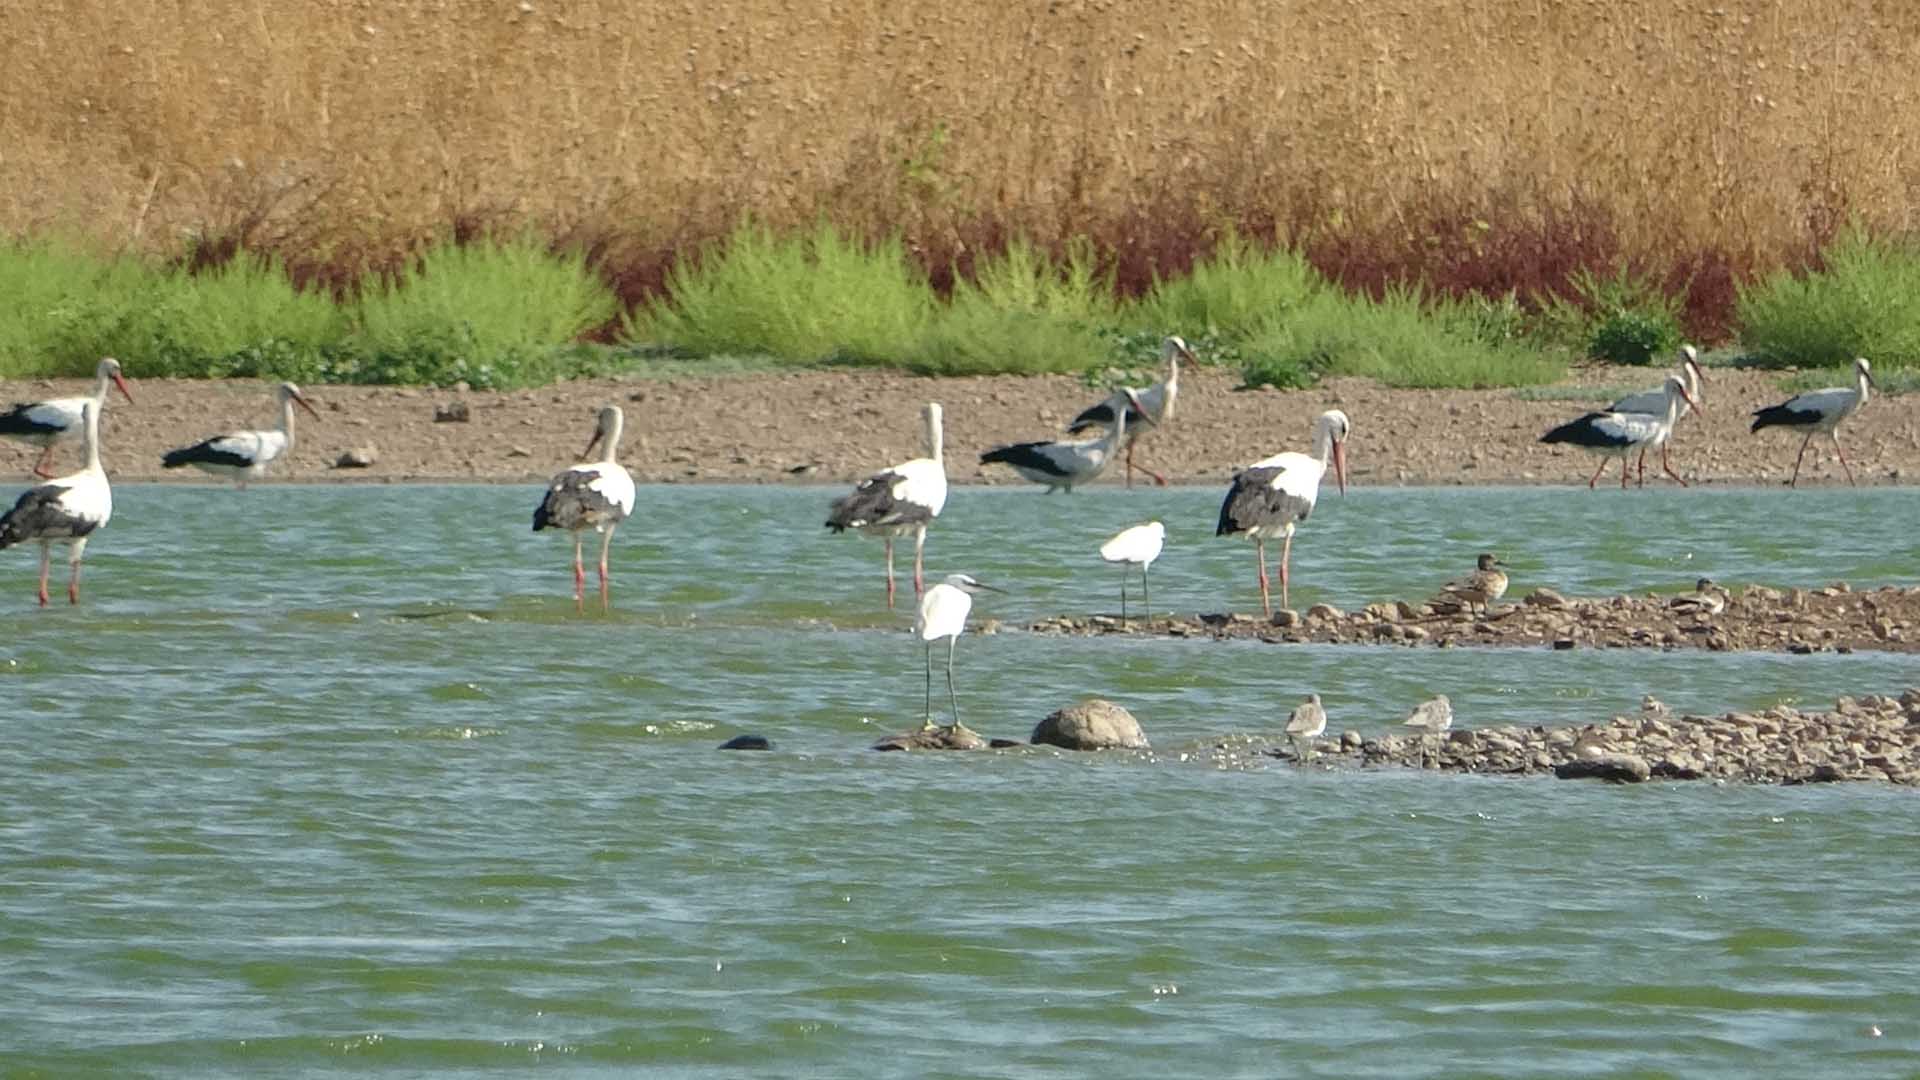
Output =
[
  {"x1": 1857, "y1": 366, "x2": 1872, "y2": 405},
  {"x1": 924, "y1": 404, "x2": 944, "y2": 463},
  {"x1": 279, "y1": 393, "x2": 300, "y2": 447},
  {"x1": 1310, "y1": 418, "x2": 1337, "y2": 464},
  {"x1": 600, "y1": 411, "x2": 624, "y2": 464},
  {"x1": 90, "y1": 366, "x2": 113, "y2": 405},
  {"x1": 81, "y1": 402, "x2": 102, "y2": 473}
]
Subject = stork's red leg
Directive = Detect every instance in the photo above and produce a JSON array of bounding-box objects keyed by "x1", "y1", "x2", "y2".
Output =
[
  {"x1": 1255, "y1": 538, "x2": 1271, "y2": 617},
  {"x1": 1832, "y1": 432, "x2": 1858, "y2": 486},
  {"x1": 67, "y1": 559, "x2": 81, "y2": 605},
  {"x1": 1660, "y1": 443, "x2": 1688, "y2": 487},
  {"x1": 912, "y1": 527, "x2": 927, "y2": 599},
  {"x1": 1587, "y1": 457, "x2": 1608, "y2": 489},
  {"x1": 1279, "y1": 532, "x2": 1293, "y2": 612},
  {"x1": 32, "y1": 446, "x2": 55, "y2": 479},
  {"x1": 597, "y1": 527, "x2": 615, "y2": 612},
  {"x1": 1789, "y1": 431, "x2": 1814, "y2": 487},
  {"x1": 572, "y1": 536, "x2": 586, "y2": 613},
  {"x1": 35, "y1": 545, "x2": 50, "y2": 608},
  {"x1": 884, "y1": 538, "x2": 896, "y2": 610}
]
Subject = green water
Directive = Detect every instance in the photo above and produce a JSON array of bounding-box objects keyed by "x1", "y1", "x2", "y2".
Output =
[{"x1": 2, "y1": 484, "x2": 1917, "y2": 1076}]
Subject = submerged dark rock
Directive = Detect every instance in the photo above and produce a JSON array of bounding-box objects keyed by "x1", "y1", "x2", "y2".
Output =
[
  {"x1": 718, "y1": 734, "x2": 773, "y2": 751},
  {"x1": 872, "y1": 725, "x2": 988, "y2": 752}
]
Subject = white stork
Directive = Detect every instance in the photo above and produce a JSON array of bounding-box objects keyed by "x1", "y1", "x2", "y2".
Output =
[
  {"x1": 914, "y1": 572, "x2": 1003, "y2": 731},
  {"x1": 0, "y1": 357, "x2": 134, "y2": 479},
  {"x1": 1750, "y1": 356, "x2": 1874, "y2": 487},
  {"x1": 1608, "y1": 344, "x2": 1707, "y2": 486},
  {"x1": 1098, "y1": 520, "x2": 1165, "y2": 625},
  {"x1": 1067, "y1": 335, "x2": 1196, "y2": 486},
  {"x1": 825, "y1": 402, "x2": 948, "y2": 610},
  {"x1": 533, "y1": 405, "x2": 637, "y2": 613},
  {"x1": 0, "y1": 401, "x2": 111, "y2": 607},
  {"x1": 1215, "y1": 409, "x2": 1350, "y2": 617},
  {"x1": 1539, "y1": 375, "x2": 1702, "y2": 490},
  {"x1": 161, "y1": 381, "x2": 320, "y2": 489},
  {"x1": 981, "y1": 389, "x2": 1135, "y2": 493}
]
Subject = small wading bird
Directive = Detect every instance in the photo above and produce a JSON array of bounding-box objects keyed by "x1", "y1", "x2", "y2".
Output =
[
  {"x1": 1099, "y1": 520, "x2": 1165, "y2": 626},
  {"x1": 1215, "y1": 409, "x2": 1351, "y2": 617},
  {"x1": 825, "y1": 402, "x2": 948, "y2": 609},
  {"x1": 1669, "y1": 576, "x2": 1730, "y2": 617},
  {"x1": 533, "y1": 405, "x2": 637, "y2": 613},
  {"x1": 1066, "y1": 335, "x2": 1196, "y2": 487},
  {"x1": 1433, "y1": 553, "x2": 1509, "y2": 615},
  {"x1": 1607, "y1": 344, "x2": 1707, "y2": 486},
  {"x1": 1285, "y1": 693, "x2": 1327, "y2": 764},
  {"x1": 0, "y1": 402, "x2": 111, "y2": 606},
  {"x1": 0, "y1": 357, "x2": 134, "y2": 480},
  {"x1": 1749, "y1": 356, "x2": 1874, "y2": 487},
  {"x1": 980, "y1": 390, "x2": 1136, "y2": 493},
  {"x1": 1402, "y1": 694, "x2": 1453, "y2": 766},
  {"x1": 915, "y1": 573, "x2": 1004, "y2": 731},
  {"x1": 161, "y1": 381, "x2": 320, "y2": 489},
  {"x1": 1539, "y1": 374, "x2": 1702, "y2": 490}
]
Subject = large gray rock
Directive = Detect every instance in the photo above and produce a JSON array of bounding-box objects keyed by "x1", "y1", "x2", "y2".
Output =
[{"x1": 1031, "y1": 699, "x2": 1150, "y2": 751}]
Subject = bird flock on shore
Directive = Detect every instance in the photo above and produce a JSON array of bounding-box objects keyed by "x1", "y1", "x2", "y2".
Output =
[{"x1": 0, "y1": 342, "x2": 1889, "y2": 735}]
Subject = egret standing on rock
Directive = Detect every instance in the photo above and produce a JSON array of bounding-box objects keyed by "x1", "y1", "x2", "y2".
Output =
[
  {"x1": 1215, "y1": 409, "x2": 1350, "y2": 617},
  {"x1": 160, "y1": 381, "x2": 321, "y2": 489},
  {"x1": 1285, "y1": 693, "x2": 1327, "y2": 764},
  {"x1": 1608, "y1": 344, "x2": 1707, "y2": 486},
  {"x1": 1068, "y1": 335, "x2": 1195, "y2": 487},
  {"x1": 980, "y1": 390, "x2": 1136, "y2": 493},
  {"x1": 1539, "y1": 375, "x2": 1702, "y2": 490},
  {"x1": 1099, "y1": 520, "x2": 1165, "y2": 625},
  {"x1": 0, "y1": 402, "x2": 111, "y2": 606},
  {"x1": 0, "y1": 357, "x2": 134, "y2": 479},
  {"x1": 915, "y1": 573, "x2": 1004, "y2": 731},
  {"x1": 826, "y1": 402, "x2": 948, "y2": 609},
  {"x1": 533, "y1": 405, "x2": 637, "y2": 613},
  {"x1": 1750, "y1": 357, "x2": 1874, "y2": 487}
]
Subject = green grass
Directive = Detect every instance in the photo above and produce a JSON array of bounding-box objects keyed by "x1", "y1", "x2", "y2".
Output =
[
  {"x1": 1737, "y1": 226, "x2": 1920, "y2": 371},
  {"x1": 1128, "y1": 233, "x2": 1325, "y2": 340},
  {"x1": 1237, "y1": 284, "x2": 1566, "y2": 390},
  {"x1": 903, "y1": 238, "x2": 1117, "y2": 374},
  {"x1": 626, "y1": 221, "x2": 934, "y2": 365}
]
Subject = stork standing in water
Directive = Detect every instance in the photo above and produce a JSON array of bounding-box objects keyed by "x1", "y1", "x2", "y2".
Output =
[
  {"x1": 915, "y1": 573, "x2": 1004, "y2": 731},
  {"x1": 0, "y1": 357, "x2": 134, "y2": 479},
  {"x1": 1539, "y1": 375, "x2": 1702, "y2": 490},
  {"x1": 1607, "y1": 344, "x2": 1707, "y2": 486},
  {"x1": 1098, "y1": 520, "x2": 1165, "y2": 625},
  {"x1": 160, "y1": 382, "x2": 320, "y2": 489},
  {"x1": 1750, "y1": 357, "x2": 1875, "y2": 487},
  {"x1": 1215, "y1": 409, "x2": 1350, "y2": 617},
  {"x1": 981, "y1": 389, "x2": 1135, "y2": 493},
  {"x1": 825, "y1": 402, "x2": 948, "y2": 609},
  {"x1": 0, "y1": 401, "x2": 111, "y2": 606},
  {"x1": 1067, "y1": 335, "x2": 1195, "y2": 487},
  {"x1": 533, "y1": 405, "x2": 637, "y2": 613}
]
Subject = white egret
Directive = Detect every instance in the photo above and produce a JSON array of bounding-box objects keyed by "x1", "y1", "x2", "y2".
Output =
[
  {"x1": 915, "y1": 573, "x2": 1004, "y2": 731},
  {"x1": 1099, "y1": 520, "x2": 1165, "y2": 625}
]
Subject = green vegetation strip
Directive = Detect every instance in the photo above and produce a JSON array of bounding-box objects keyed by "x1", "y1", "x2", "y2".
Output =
[{"x1": 2, "y1": 225, "x2": 1917, "y2": 389}]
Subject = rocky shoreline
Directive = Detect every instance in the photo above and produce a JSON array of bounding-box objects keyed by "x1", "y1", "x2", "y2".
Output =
[
  {"x1": 848, "y1": 692, "x2": 1920, "y2": 787},
  {"x1": 1254, "y1": 690, "x2": 1920, "y2": 786},
  {"x1": 1026, "y1": 581, "x2": 1920, "y2": 655}
]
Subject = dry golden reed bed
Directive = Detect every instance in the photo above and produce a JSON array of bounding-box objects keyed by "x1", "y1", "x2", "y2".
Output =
[{"x1": 8, "y1": 2, "x2": 1920, "y2": 319}]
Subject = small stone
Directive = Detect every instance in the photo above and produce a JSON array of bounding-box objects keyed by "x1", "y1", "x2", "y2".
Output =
[
  {"x1": 435, "y1": 401, "x2": 471, "y2": 422},
  {"x1": 1306, "y1": 603, "x2": 1343, "y2": 622},
  {"x1": 506, "y1": 445, "x2": 534, "y2": 458},
  {"x1": 333, "y1": 445, "x2": 377, "y2": 468},
  {"x1": 1031, "y1": 699, "x2": 1150, "y2": 751},
  {"x1": 1525, "y1": 588, "x2": 1569, "y2": 610},
  {"x1": 1270, "y1": 609, "x2": 1302, "y2": 628}
]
